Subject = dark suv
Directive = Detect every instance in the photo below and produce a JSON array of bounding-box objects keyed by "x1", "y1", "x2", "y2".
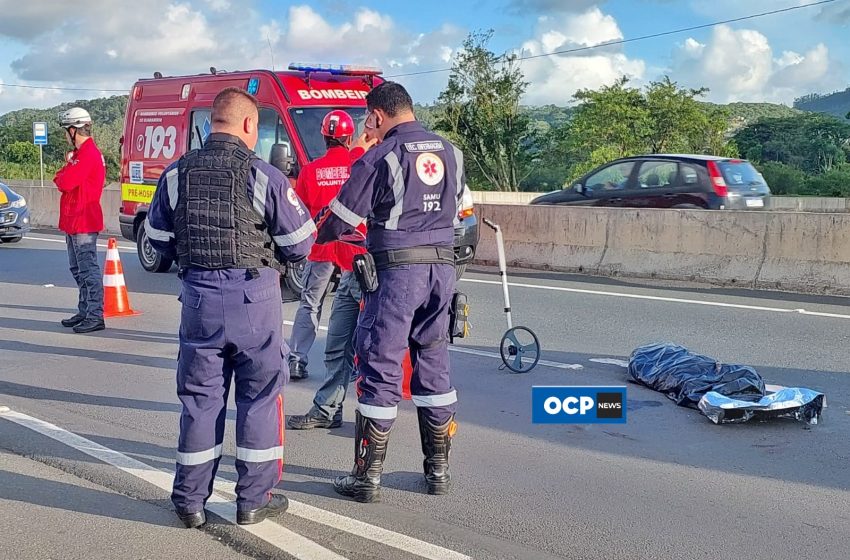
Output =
[{"x1": 530, "y1": 155, "x2": 771, "y2": 210}]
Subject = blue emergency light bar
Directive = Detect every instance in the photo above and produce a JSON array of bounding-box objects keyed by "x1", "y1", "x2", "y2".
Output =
[
  {"x1": 288, "y1": 63, "x2": 383, "y2": 76},
  {"x1": 247, "y1": 77, "x2": 260, "y2": 95}
]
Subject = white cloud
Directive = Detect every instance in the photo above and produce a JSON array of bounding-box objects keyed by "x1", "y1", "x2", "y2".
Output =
[
  {"x1": 671, "y1": 25, "x2": 841, "y2": 104},
  {"x1": 515, "y1": 8, "x2": 646, "y2": 105}
]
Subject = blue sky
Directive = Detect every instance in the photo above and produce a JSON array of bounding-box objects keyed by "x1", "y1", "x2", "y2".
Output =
[{"x1": 0, "y1": 0, "x2": 848, "y2": 115}]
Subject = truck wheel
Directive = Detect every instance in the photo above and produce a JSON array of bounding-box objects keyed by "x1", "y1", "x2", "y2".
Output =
[
  {"x1": 284, "y1": 259, "x2": 306, "y2": 295},
  {"x1": 137, "y1": 224, "x2": 173, "y2": 273}
]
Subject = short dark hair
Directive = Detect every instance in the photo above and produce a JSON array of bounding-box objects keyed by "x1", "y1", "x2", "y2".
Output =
[
  {"x1": 366, "y1": 82, "x2": 413, "y2": 117},
  {"x1": 212, "y1": 87, "x2": 259, "y2": 126}
]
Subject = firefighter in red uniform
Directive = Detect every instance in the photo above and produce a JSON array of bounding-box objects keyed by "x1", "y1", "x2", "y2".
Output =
[
  {"x1": 287, "y1": 110, "x2": 374, "y2": 380},
  {"x1": 54, "y1": 107, "x2": 108, "y2": 334}
]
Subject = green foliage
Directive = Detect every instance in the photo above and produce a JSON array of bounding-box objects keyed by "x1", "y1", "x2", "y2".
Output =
[
  {"x1": 434, "y1": 30, "x2": 536, "y2": 192},
  {"x1": 0, "y1": 95, "x2": 127, "y2": 181},
  {"x1": 794, "y1": 88, "x2": 850, "y2": 119},
  {"x1": 800, "y1": 165, "x2": 850, "y2": 197},
  {"x1": 757, "y1": 161, "x2": 807, "y2": 195},
  {"x1": 551, "y1": 76, "x2": 736, "y2": 183},
  {"x1": 2, "y1": 141, "x2": 41, "y2": 165}
]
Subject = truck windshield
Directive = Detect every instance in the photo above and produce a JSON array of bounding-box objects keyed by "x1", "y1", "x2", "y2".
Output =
[{"x1": 289, "y1": 107, "x2": 368, "y2": 161}]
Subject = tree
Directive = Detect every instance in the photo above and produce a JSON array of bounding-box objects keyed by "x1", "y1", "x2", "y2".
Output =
[
  {"x1": 2, "y1": 141, "x2": 40, "y2": 165},
  {"x1": 553, "y1": 77, "x2": 736, "y2": 182},
  {"x1": 434, "y1": 31, "x2": 534, "y2": 192}
]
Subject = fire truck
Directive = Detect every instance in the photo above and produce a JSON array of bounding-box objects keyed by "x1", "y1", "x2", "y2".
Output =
[{"x1": 118, "y1": 63, "x2": 479, "y2": 296}]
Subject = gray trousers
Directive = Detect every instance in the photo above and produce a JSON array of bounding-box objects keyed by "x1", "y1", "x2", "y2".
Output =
[
  {"x1": 311, "y1": 271, "x2": 362, "y2": 420},
  {"x1": 288, "y1": 260, "x2": 336, "y2": 368},
  {"x1": 66, "y1": 233, "x2": 104, "y2": 321}
]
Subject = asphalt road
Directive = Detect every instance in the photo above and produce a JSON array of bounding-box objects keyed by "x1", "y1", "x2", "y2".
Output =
[{"x1": 1, "y1": 232, "x2": 849, "y2": 560}]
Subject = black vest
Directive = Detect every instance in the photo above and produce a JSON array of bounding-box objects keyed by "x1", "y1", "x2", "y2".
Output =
[{"x1": 173, "y1": 134, "x2": 277, "y2": 270}]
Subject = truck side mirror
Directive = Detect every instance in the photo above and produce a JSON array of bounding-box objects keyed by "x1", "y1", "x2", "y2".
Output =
[{"x1": 270, "y1": 142, "x2": 295, "y2": 176}]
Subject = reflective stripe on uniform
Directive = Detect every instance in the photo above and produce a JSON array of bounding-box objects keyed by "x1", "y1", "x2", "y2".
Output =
[
  {"x1": 273, "y1": 220, "x2": 316, "y2": 247},
  {"x1": 166, "y1": 168, "x2": 179, "y2": 211},
  {"x1": 452, "y1": 145, "x2": 465, "y2": 227},
  {"x1": 236, "y1": 445, "x2": 284, "y2": 463},
  {"x1": 357, "y1": 402, "x2": 398, "y2": 420},
  {"x1": 384, "y1": 151, "x2": 405, "y2": 231},
  {"x1": 144, "y1": 219, "x2": 174, "y2": 241},
  {"x1": 329, "y1": 197, "x2": 365, "y2": 228},
  {"x1": 176, "y1": 444, "x2": 222, "y2": 466},
  {"x1": 411, "y1": 390, "x2": 458, "y2": 408},
  {"x1": 252, "y1": 167, "x2": 269, "y2": 218}
]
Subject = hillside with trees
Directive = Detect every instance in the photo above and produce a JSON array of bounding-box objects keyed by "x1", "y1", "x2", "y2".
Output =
[{"x1": 794, "y1": 88, "x2": 850, "y2": 120}]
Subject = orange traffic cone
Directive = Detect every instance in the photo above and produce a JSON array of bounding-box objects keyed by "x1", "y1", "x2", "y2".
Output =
[{"x1": 103, "y1": 237, "x2": 141, "y2": 318}]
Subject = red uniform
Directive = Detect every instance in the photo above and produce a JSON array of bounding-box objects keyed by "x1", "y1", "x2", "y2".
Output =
[
  {"x1": 53, "y1": 138, "x2": 107, "y2": 234},
  {"x1": 294, "y1": 145, "x2": 366, "y2": 271}
]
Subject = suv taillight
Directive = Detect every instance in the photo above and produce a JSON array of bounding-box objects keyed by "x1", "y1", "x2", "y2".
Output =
[{"x1": 707, "y1": 161, "x2": 728, "y2": 197}]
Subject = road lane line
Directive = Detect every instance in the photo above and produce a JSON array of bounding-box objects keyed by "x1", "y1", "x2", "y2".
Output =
[
  {"x1": 0, "y1": 409, "x2": 345, "y2": 560},
  {"x1": 0, "y1": 408, "x2": 472, "y2": 560},
  {"x1": 283, "y1": 320, "x2": 583, "y2": 371},
  {"x1": 589, "y1": 358, "x2": 630, "y2": 368},
  {"x1": 214, "y1": 480, "x2": 472, "y2": 560},
  {"x1": 460, "y1": 278, "x2": 850, "y2": 319},
  {"x1": 24, "y1": 234, "x2": 135, "y2": 251}
]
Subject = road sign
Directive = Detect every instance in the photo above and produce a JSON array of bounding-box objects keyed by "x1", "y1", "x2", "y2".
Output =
[{"x1": 33, "y1": 122, "x2": 48, "y2": 145}]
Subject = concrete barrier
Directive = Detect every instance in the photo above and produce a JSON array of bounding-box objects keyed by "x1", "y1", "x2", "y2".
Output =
[
  {"x1": 474, "y1": 203, "x2": 850, "y2": 295},
  {"x1": 3, "y1": 180, "x2": 122, "y2": 235}
]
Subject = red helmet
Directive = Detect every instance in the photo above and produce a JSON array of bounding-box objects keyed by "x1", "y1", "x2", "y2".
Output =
[{"x1": 321, "y1": 110, "x2": 355, "y2": 139}]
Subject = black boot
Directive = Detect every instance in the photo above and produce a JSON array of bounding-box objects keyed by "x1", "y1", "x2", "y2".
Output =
[
  {"x1": 289, "y1": 360, "x2": 309, "y2": 380},
  {"x1": 418, "y1": 409, "x2": 456, "y2": 495},
  {"x1": 73, "y1": 317, "x2": 105, "y2": 333},
  {"x1": 287, "y1": 408, "x2": 342, "y2": 430},
  {"x1": 61, "y1": 314, "x2": 85, "y2": 327},
  {"x1": 237, "y1": 494, "x2": 289, "y2": 525},
  {"x1": 176, "y1": 509, "x2": 206, "y2": 529},
  {"x1": 333, "y1": 411, "x2": 391, "y2": 503}
]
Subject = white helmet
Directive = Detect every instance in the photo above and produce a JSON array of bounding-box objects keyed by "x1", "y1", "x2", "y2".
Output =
[{"x1": 59, "y1": 107, "x2": 92, "y2": 129}]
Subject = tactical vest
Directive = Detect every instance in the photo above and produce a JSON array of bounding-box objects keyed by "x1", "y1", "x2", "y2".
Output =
[{"x1": 173, "y1": 136, "x2": 277, "y2": 270}]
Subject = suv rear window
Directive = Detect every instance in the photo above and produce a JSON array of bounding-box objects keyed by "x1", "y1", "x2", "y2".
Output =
[{"x1": 717, "y1": 161, "x2": 765, "y2": 187}]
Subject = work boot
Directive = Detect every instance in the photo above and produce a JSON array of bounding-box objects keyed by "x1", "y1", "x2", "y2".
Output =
[
  {"x1": 61, "y1": 314, "x2": 85, "y2": 327},
  {"x1": 288, "y1": 408, "x2": 342, "y2": 430},
  {"x1": 333, "y1": 411, "x2": 391, "y2": 503},
  {"x1": 73, "y1": 318, "x2": 105, "y2": 334},
  {"x1": 289, "y1": 360, "x2": 308, "y2": 381},
  {"x1": 176, "y1": 509, "x2": 206, "y2": 529},
  {"x1": 236, "y1": 494, "x2": 289, "y2": 525},
  {"x1": 417, "y1": 409, "x2": 457, "y2": 495}
]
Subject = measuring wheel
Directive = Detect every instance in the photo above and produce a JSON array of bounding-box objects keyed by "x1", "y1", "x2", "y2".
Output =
[{"x1": 499, "y1": 326, "x2": 541, "y2": 373}]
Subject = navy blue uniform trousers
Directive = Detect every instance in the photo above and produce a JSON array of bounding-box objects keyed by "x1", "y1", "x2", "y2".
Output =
[{"x1": 171, "y1": 267, "x2": 286, "y2": 514}]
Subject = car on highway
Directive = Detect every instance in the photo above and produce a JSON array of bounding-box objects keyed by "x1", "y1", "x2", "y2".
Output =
[
  {"x1": 118, "y1": 63, "x2": 479, "y2": 296},
  {"x1": 530, "y1": 155, "x2": 771, "y2": 210},
  {"x1": 0, "y1": 182, "x2": 31, "y2": 244}
]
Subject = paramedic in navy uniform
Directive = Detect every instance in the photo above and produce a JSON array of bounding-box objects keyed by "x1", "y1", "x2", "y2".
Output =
[
  {"x1": 145, "y1": 87, "x2": 315, "y2": 527},
  {"x1": 315, "y1": 81, "x2": 465, "y2": 503}
]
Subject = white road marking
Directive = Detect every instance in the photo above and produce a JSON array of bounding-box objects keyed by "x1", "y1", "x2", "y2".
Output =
[
  {"x1": 214, "y1": 480, "x2": 471, "y2": 560},
  {"x1": 0, "y1": 409, "x2": 345, "y2": 560},
  {"x1": 460, "y1": 278, "x2": 850, "y2": 320},
  {"x1": 24, "y1": 234, "x2": 135, "y2": 251},
  {"x1": 589, "y1": 358, "x2": 630, "y2": 368},
  {"x1": 0, "y1": 408, "x2": 472, "y2": 560},
  {"x1": 283, "y1": 320, "x2": 583, "y2": 371}
]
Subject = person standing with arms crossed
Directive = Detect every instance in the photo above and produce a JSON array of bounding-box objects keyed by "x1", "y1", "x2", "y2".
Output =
[
  {"x1": 54, "y1": 107, "x2": 107, "y2": 334},
  {"x1": 145, "y1": 87, "x2": 314, "y2": 528}
]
